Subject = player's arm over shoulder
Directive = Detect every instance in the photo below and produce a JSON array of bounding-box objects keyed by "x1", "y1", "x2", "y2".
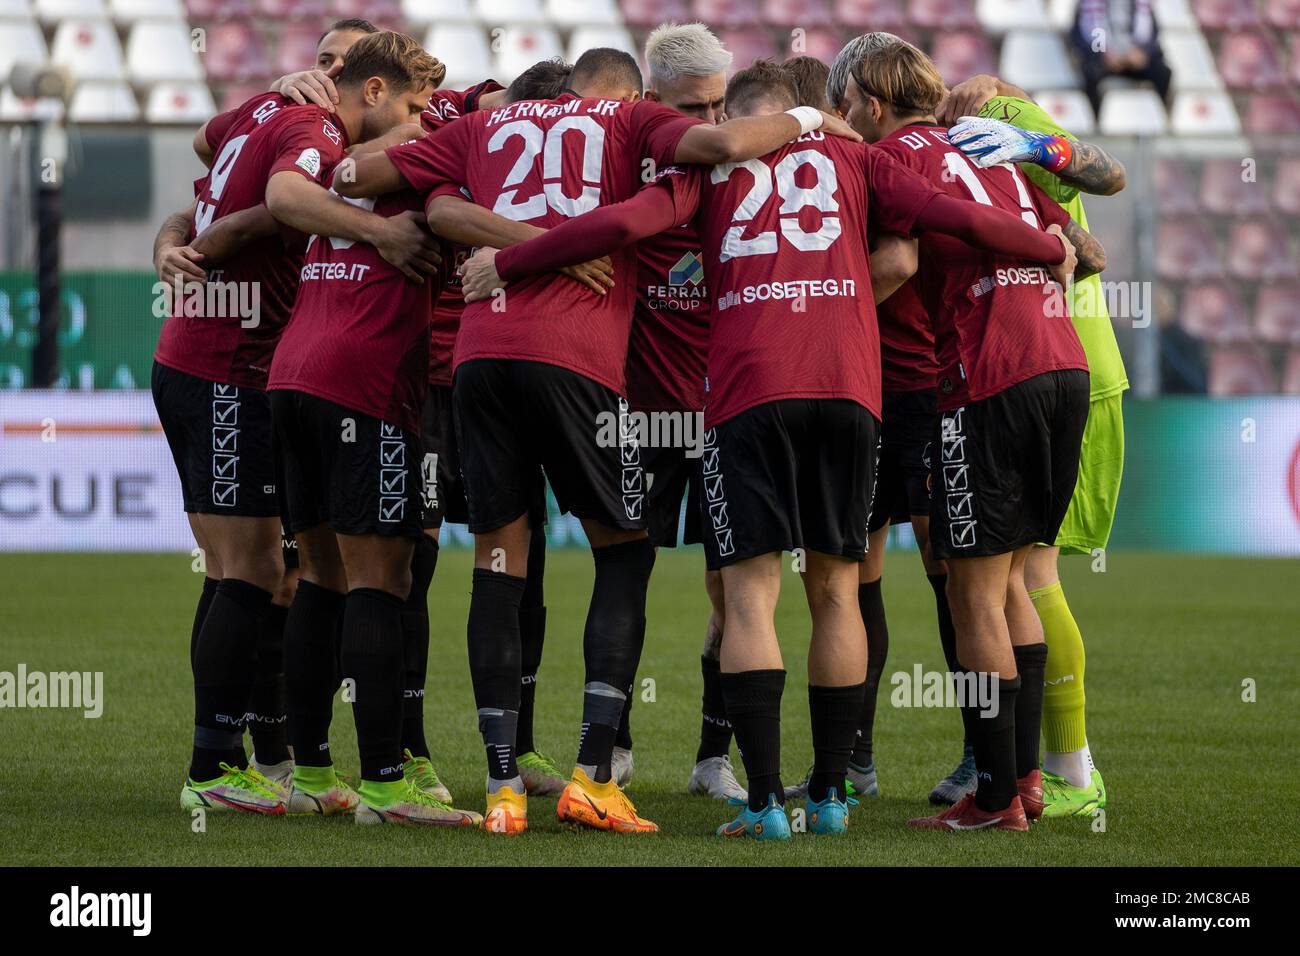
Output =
[
  {"x1": 980, "y1": 96, "x2": 1126, "y2": 198},
  {"x1": 1032, "y1": 179, "x2": 1107, "y2": 278}
]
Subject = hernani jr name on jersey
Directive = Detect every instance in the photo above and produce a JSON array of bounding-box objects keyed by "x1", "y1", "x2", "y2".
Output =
[{"x1": 50, "y1": 886, "x2": 151, "y2": 936}]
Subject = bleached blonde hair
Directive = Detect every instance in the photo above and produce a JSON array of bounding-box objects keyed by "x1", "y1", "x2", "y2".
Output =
[
  {"x1": 826, "y1": 32, "x2": 904, "y2": 112},
  {"x1": 645, "y1": 22, "x2": 733, "y2": 84}
]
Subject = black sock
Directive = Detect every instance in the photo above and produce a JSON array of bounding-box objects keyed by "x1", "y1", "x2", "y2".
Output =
[
  {"x1": 285, "y1": 580, "x2": 346, "y2": 768},
  {"x1": 190, "y1": 579, "x2": 269, "y2": 782},
  {"x1": 578, "y1": 539, "x2": 654, "y2": 781},
  {"x1": 190, "y1": 576, "x2": 219, "y2": 673},
  {"x1": 614, "y1": 677, "x2": 635, "y2": 750},
  {"x1": 963, "y1": 672, "x2": 1020, "y2": 812},
  {"x1": 400, "y1": 536, "x2": 438, "y2": 760},
  {"x1": 247, "y1": 601, "x2": 290, "y2": 765},
  {"x1": 696, "y1": 654, "x2": 732, "y2": 762},
  {"x1": 853, "y1": 579, "x2": 889, "y2": 767},
  {"x1": 721, "y1": 669, "x2": 786, "y2": 812},
  {"x1": 341, "y1": 588, "x2": 406, "y2": 784},
  {"x1": 928, "y1": 572, "x2": 967, "y2": 748},
  {"x1": 1013, "y1": 643, "x2": 1048, "y2": 779},
  {"x1": 468, "y1": 568, "x2": 526, "y2": 783},
  {"x1": 516, "y1": 529, "x2": 547, "y2": 755},
  {"x1": 809, "y1": 682, "x2": 866, "y2": 802}
]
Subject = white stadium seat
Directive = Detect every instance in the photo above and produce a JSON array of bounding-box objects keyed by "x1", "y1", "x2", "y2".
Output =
[
  {"x1": 1162, "y1": 30, "x2": 1223, "y2": 91},
  {"x1": 998, "y1": 30, "x2": 1079, "y2": 90},
  {"x1": 566, "y1": 25, "x2": 636, "y2": 63},
  {"x1": 69, "y1": 79, "x2": 139, "y2": 120},
  {"x1": 1047, "y1": 0, "x2": 1077, "y2": 30},
  {"x1": 473, "y1": 0, "x2": 543, "y2": 24},
  {"x1": 1171, "y1": 90, "x2": 1241, "y2": 135},
  {"x1": 0, "y1": 0, "x2": 34, "y2": 18},
  {"x1": 35, "y1": 0, "x2": 106, "y2": 20},
  {"x1": 110, "y1": 0, "x2": 185, "y2": 20},
  {"x1": 402, "y1": 0, "x2": 475, "y2": 28},
  {"x1": 0, "y1": 86, "x2": 64, "y2": 120},
  {"x1": 546, "y1": 0, "x2": 620, "y2": 27},
  {"x1": 493, "y1": 24, "x2": 562, "y2": 82},
  {"x1": 425, "y1": 23, "x2": 492, "y2": 89},
  {"x1": 145, "y1": 80, "x2": 215, "y2": 122},
  {"x1": 126, "y1": 20, "x2": 203, "y2": 84},
  {"x1": 1034, "y1": 89, "x2": 1095, "y2": 134},
  {"x1": 0, "y1": 18, "x2": 47, "y2": 81},
  {"x1": 977, "y1": 0, "x2": 1048, "y2": 32},
  {"x1": 1152, "y1": 0, "x2": 1195, "y2": 30},
  {"x1": 1097, "y1": 87, "x2": 1168, "y2": 134},
  {"x1": 51, "y1": 19, "x2": 127, "y2": 82}
]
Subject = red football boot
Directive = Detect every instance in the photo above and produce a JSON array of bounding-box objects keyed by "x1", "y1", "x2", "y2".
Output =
[
  {"x1": 1018, "y1": 769, "x2": 1043, "y2": 822},
  {"x1": 907, "y1": 792, "x2": 1029, "y2": 832}
]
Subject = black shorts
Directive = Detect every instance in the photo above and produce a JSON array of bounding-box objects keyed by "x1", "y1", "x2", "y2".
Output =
[
  {"x1": 152, "y1": 361, "x2": 280, "y2": 517},
  {"x1": 930, "y1": 369, "x2": 1090, "y2": 560},
  {"x1": 643, "y1": 440, "x2": 702, "y2": 548},
  {"x1": 452, "y1": 359, "x2": 645, "y2": 535},
  {"x1": 271, "y1": 389, "x2": 424, "y2": 539},
  {"x1": 868, "y1": 388, "x2": 938, "y2": 532},
  {"x1": 700, "y1": 398, "x2": 879, "y2": 571},
  {"x1": 419, "y1": 385, "x2": 470, "y2": 529}
]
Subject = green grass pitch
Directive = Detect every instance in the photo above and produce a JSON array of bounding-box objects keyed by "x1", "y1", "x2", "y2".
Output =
[{"x1": 1, "y1": 549, "x2": 1295, "y2": 866}]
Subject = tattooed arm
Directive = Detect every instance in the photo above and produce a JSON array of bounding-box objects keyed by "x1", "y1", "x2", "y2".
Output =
[{"x1": 1056, "y1": 139, "x2": 1127, "y2": 197}]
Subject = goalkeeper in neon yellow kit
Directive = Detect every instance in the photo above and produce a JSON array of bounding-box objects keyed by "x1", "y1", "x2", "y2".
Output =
[{"x1": 940, "y1": 77, "x2": 1129, "y2": 817}]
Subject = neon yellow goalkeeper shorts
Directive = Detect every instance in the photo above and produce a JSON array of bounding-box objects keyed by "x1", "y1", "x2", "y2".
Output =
[{"x1": 1053, "y1": 392, "x2": 1125, "y2": 555}]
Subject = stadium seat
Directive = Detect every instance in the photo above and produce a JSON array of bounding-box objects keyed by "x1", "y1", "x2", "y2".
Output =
[
  {"x1": 1225, "y1": 218, "x2": 1299, "y2": 281},
  {"x1": 145, "y1": 79, "x2": 216, "y2": 121},
  {"x1": 976, "y1": 0, "x2": 1048, "y2": 32},
  {"x1": 1191, "y1": 0, "x2": 1260, "y2": 30},
  {"x1": 1170, "y1": 90, "x2": 1241, "y2": 134},
  {"x1": 1253, "y1": 281, "x2": 1300, "y2": 344},
  {"x1": 998, "y1": 29, "x2": 1078, "y2": 90},
  {"x1": 401, "y1": 0, "x2": 475, "y2": 27},
  {"x1": 1206, "y1": 344, "x2": 1276, "y2": 395},
  {"x1": 185, "y1": 0, "x2": 254, "y2": 18},
  {"x1": 0, "y1": 19, "x2": 47, "y2": 83},
  {"x1": 202, "y1": 21, "x2": 271, "y2": 82},
  {"x1": 69, "y1": 79, "x2": 140, "y2": 120},
  {"x1": 1244, "y1": 93, "x2": 1300, "y2": 133},
  {"x1": 619, "y1": 0, "x2": 690, "y2": 27},
  {"x1": 473, "y1": 0, "x2": 543, "y2": 23},
  {"x1": 792, "y1": 27, "x2": 846, "y2": 64},
  {"x1": 35, "y1": 0, "x2": 106, "y2": 21},
  {"x1": 1199, "y1": 157, "x2": 1273, "y2": 216},
  {"x1": 1098, "y1": 88, "x2": 1168, "y2": 134},
  {"x1": 1265, "y1": 0, "x2": 1300, "y2": 28},
  {"x1": 0, "y1": 0, "x2": 32, "y2": 16},
  {"x1": 127, "y1": 20, "x2": 204, "y2": 84},
  {"x1": 692, "y1": 0, "x2": 762, "y2": 27},
  {"x1": 426, "y1": 23, "x2": 492, "y2": 88},
  {"x1": 834, "y1": 0, "x2": 905, "y2": 29},
  {"x1": 0, "y1": 87, "x2": 64, "y2": 121},
  {"x1": 546, "y1": 0, "x2": 620, "y2": 25},
  {"x1": 1155, "y1": 157, "x2": 1200, "y2": 214},
  {"x1": 1272, "y1": 157, "x2": 1300, "y2": 214},
  {"x1": 908, "y1": 0, "x2": 979, "y2": 28},
  {"x1": 930, "y1": 31, "x2": 997, "y2": 86},
  {"x1": 1177, "y1": 281, "x2": 1250, "y2": 343},
  {"x1": 275, "y1": 24, "x2": 321, "y2": 76},
  {"x1": 1217, "y1": 30, "x2": 1286, "y2": 90},
  {"x1": 1290, "y1": 32, "x2": 1300, "y2": 86},
  {"x1": 330, "y1": 0, "x2": 400, "y2": 20},
  {"x1": 1035, "y1": 89, "x2": 1095, "y2": 133},
  {"x1": 1162, "y1": 29, "x2": 1223, "y2": 90},
  {"x1": 51, "y1": 19, "x2": 127, "y2": 83},
  {"x1": 256, "y1": 0, "x2": 328, "y2": 17},
  {"x1": 717, "y1": 27, "x2": 779, "y2": 66},
  {"x1": 219, "y1": 80, "x2": 269, "y2": 111},
  {"x1": 110, "y1": 0, "x2": 186, "y2": 19},
  {"x1": 762, "y1": 0, "x2": 833, "y2": 27},
  {"x1": 567, "y1": 25, "x2": 636, "y2": 61},
  {"x1": 1155, "y1": 216, "x2": 1224, "y2": 280},
  {"x1": 492, "y1": 24, "x2": 562, "y2": 82},
  {"x1": 1152, "y1": 0, "x2": 1196, "y2": 30}
]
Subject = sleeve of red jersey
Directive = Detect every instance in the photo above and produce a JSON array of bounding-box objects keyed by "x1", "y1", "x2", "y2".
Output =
[
  {"x1": 267, "y1": 110, "x2": 347, "y2": 185},
  {"x1": 1027, "y1": 177, "x2": 1073, "y2": 231},
  {"x1": 386, "y1": 119, "x2": 469, "y2": 196},
  {"x1": 630, "y1": 99, "x2": 708, "y2": 170},
  {"x1": 863, "y1": 145, "x2": 946, "y2": 237},
  {"x1": 204, "y1": 108, "x2": 240, "y2": 154}
]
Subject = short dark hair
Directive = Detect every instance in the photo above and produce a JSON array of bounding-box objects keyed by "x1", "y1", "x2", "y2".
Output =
[
  {"x1": 782, "y1": 55, "x2": 832, "y2": 112},
  {"x1": 335, "y1": 31, "x2": 444, "y2": 94},
  {"x1": 725, "y1": 59, "x2": 798, "y2": 116},
  {"x1": 505, "y1": 57, "x2": 573, "y2": 103},
  {"x1": 569, "y1": 47, "x2": 643, "y2": 96},
  {"x1": 319, "y1": 18, "x2": 378, "y2": 45}
]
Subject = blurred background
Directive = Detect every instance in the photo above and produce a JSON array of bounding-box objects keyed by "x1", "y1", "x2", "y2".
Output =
[{"x1": 0, "y1": 0, "x2": 1298, "y2": 553}]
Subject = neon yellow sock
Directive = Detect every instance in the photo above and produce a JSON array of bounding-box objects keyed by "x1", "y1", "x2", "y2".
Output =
[{"x1": 1029, "y1": 581, "x2": 1087, "y2": 753}]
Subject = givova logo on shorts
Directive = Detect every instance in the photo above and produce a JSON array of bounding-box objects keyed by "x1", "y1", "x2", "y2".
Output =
[
  {"x1": 379, "y1": 424, "x2": 406, "y2": 523},
  {"x1": 211, "y1": 383, "x2": 240, "y2": 508},
  {"x1": 421, "y1": 452, "x2": 439, "y2": 514},
  {"x1": 701, "y1": 427, "x2": 734, "y2": 557},
  {"x1": 617, "y1": 398, "x2": 644, "y2": 522},
  {"x1": 940, "y1": 408, "x2": 977, "y2": 549}
]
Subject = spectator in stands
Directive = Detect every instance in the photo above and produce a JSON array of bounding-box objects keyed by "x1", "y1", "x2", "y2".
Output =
[{"x1": 1072, "y1": 0, "x2": 1173, "y2": 116}]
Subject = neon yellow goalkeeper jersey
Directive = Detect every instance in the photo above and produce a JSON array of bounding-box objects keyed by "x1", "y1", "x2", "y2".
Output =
[{"x1": 977, "y1": 96, "x2": 1129, "y2": 400}]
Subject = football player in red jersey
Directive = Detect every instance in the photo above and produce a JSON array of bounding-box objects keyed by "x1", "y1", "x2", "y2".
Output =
[
  {"x1": 455, "y1": 59, "x2": 1082, "y2": 839},
  {"x1": 840, "y1": 37, "x2": 1107, "y2": 831},
  {"x1": 337, "y1": 46, "x2": 863, "y2": 835},
  {"x1": 155, "y1": 32, "x2": 444, "y2": 816}
]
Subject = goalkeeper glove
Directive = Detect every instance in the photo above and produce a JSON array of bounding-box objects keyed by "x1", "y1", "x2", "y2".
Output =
[{"x1": 947, "y1": 115, "x2": 1073, "y2": 173}]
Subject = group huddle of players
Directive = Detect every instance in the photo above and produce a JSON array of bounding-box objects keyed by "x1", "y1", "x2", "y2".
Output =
[{"x1": 152, "y1": 17, "x2": 1129, "y2": 838}]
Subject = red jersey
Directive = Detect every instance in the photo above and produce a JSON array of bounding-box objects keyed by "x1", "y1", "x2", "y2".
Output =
[
  {"x1": 420, "y1": 81, "x2": 501, "y2": 387},
  {"x1": 878, "y1": 276, "x2": 939, "y2": 393},
  {"x1": 386, "y1": 93, "x2": 702, "y2": 394},
  {"x1": 648, "y1": 134, "x2": 944, "y2": 428},
  {"x1": 267, "y1": 188, "x2": 441, "y2": 433},
  {"x1": 874, "y1": 123, "x2": 1087, "y2": 410},
  {"x1": 154, "y1": 93, "x2": 347, "y2": 389},
  {"x1": 629, "y1": 223, "x2": 708, "y2": 412}
]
